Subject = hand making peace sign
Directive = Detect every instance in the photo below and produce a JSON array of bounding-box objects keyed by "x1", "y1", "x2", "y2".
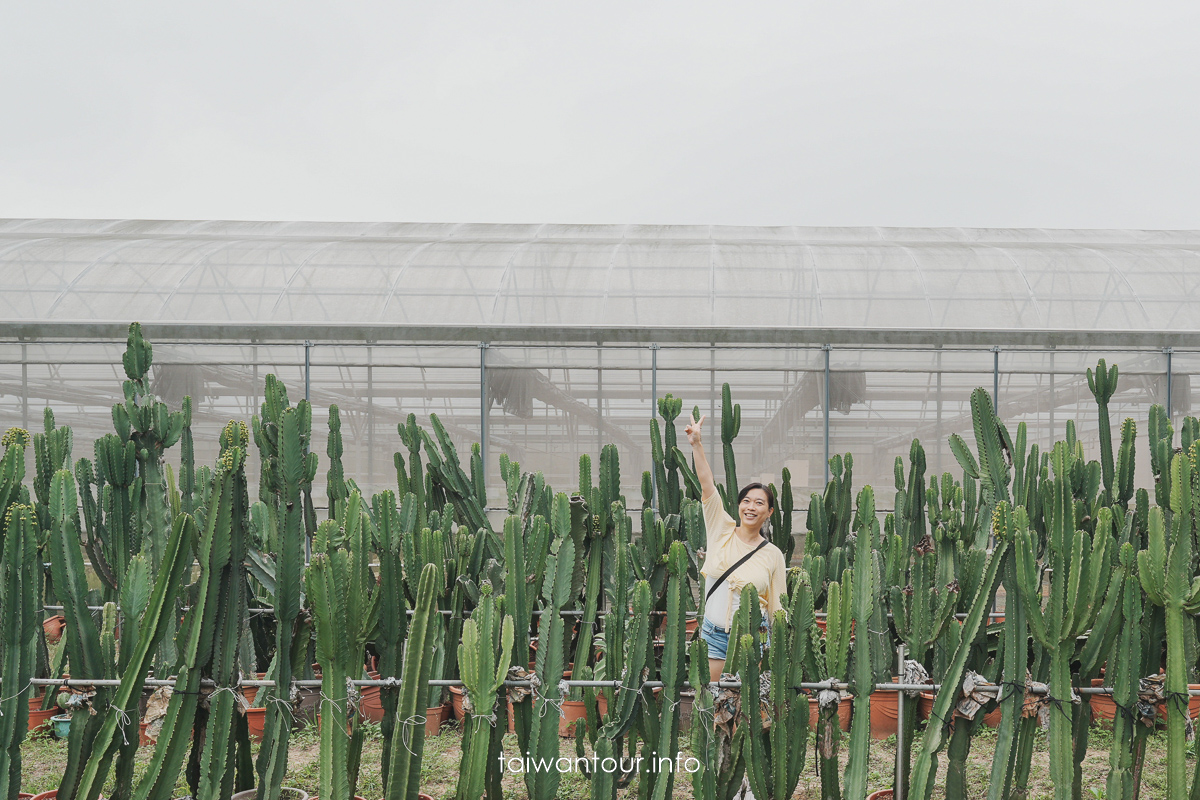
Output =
[{"x1": 684, "y1": 412, "x2": 706, "y2": 448}]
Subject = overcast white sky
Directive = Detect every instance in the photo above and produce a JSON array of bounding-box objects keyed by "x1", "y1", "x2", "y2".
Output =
[{"x1": 3, "y1": 2, "x2": 1199, "y2": 228}]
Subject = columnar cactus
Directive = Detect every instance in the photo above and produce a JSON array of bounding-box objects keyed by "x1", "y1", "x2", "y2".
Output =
[
  {"x1": 111, "y1": 323, "x2": 187, "y2": 670},
  {"x1": 456, "y1": 582, "x2": 513, "y2": 800},
  {"x1": 133, "y1": 431, "x2": 252, "y2": 800},
  {"x1": 419, "y1": 412, "x2": 495, "y2": 540},
  {"x1": 740, "y1": 575, "x2": 808, "y2": 800},
  {"x1": 843, "y1": 487, "x2": 879, "y2": 800},
  {"x1": 1105, "y1": 542, "x2": 1143, "y2": 800},
  {"x1": 1015, "y1": 443, "x2": 1114, "y2": 800},
  {"x1": 908, "y1": 512, "x2": 1008, "y2": 800},
  {"x1": 524, "y1": 496, "x2": 577, "y2": 800},
  {"x1": 307, "y1": 492, "x2": 382, "y2": 800},
  {"x1": 641, "y1": 541, "x2": 688, "y2": 800},
  {"x1": 253, "y1": 380, "x2": 318, "y2": 800},
  {"x1": 718, "y1": 383, "x2": 741, "y2": 518},
  {"x1": 803, "y1": 453, "x2": 854, "y2": 608},
  {"x1": 49, "y1": 470, "x2": 109, "y2": 800},
  {"x1": 1138, "y1": 451, "x2": 1200, "y2": 800},
  {"x1": 74, "y1": 514, "x2": 196, "y2": 800},
  {"x1": 650, "y1": 394, "x2": 685, "y2": 516},
  {"x1": 1088, "y1": 359, "x2": 1119, "y2": 504},
  {"x1": 0, "y1": 501, "x2": 38, "y2": 800},
  {"x1": 385, "y1": 562, "x2": 441, "y2": 800},
  {"x1": 373, "y1": 490, "x2": 412, "y2": 788}
]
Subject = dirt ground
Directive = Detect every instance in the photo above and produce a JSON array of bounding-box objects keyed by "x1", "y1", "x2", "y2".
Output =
[{"x1": 19, "y1": 713, "x2": 1173, "y2": 799}]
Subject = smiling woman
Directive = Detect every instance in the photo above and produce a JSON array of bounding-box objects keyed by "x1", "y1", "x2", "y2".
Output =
[{"x1": 684, "y1": 412, "x2": 789, "y2": 684}]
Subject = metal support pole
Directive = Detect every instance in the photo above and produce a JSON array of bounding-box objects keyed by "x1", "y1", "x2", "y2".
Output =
[
  {"x1": 650, "y1": 343, "x2": 659, "y2": 512},
  {"x1": 21, "y1": 342, "x2": 28, "y2": 431},
  {"x1": 823, "y1": 344, "x2": 832, "y2": 485},
  {"x1": 1166, "y1": 347, "x2": 1174, "y2": 419},
  {"x1": 304, "y1": 340, "x2": 312, "y2": 403},
  {"x1": 992, "y1": 346, "x2": 1000, "y2": 413},
  {"x1": 479, "y1": 342, "x2": 489, "y2": 494},
  {"x1": 895, "y1": 642, "x2": 907, "y2": 800},
  {"x1": 367, "y1": 345, "x2": 374, "y2": 488}
]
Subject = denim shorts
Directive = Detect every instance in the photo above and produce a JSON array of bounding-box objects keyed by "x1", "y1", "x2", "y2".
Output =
[
  {"x1": 700, "y1": 617, "x2": 730, "y2": 660},
  {"x1": 700, "y1": 618, "x2": 769, "y2": 662}
]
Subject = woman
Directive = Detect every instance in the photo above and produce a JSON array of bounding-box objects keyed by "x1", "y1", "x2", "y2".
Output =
[{"x1": 685, "y1": 412, "x2": 788, "y2": 684}]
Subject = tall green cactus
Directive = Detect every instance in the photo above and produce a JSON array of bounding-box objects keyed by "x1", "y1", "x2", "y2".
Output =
[
  {"x1": 642, "y1": 541, "x2": 688, "y2": 800},
  {"x1": 384, "y1": 562, "x2": 441, "y2": 800},
  {"x1": 111, "y1": 323, "x2": 187, "y2": 671},
  {"x1": 718, "y1": 383, "x2": 741, "y2": 518},
  {"x1": 0, "y1": 501, "x2": 38, "y2": 800},
  {"x1": 326, "y1": 404, "x2": 348, "y2": 519},
  {"x1": 1106, "y1": 542, "x2": 1143, "y2": 800},
  {"x1": 524, "y1": 497, "x2": 576, "y2": 800},
  {"x1": 908, "y1": 510, "x2": 1008, "y2": 800},
  {"x1": 842, "y1": 487, "x2": 878, "y2": 800},
  {"x1": 804, "y1": 453, "x2": 854, "y2": 608},
  {"x1": 1139, "y1": 451, "x2": 1200, "y2": 800},
  {"x1": 373, "y1": 490, "x2": 412, "y2": 789},
  {"x1": 1015, "y1": 443, "x2": 1114, "y2": 800},
  {"x1": 254, "y1": 382, "x2": 318, "y2": 800},
  {"x1": 74, "y1": 514, "x2": 196, "y2": 800},
  {"x1": 49, "y1": 470, "x2": 108, "y2": 800},
  {"x1": 456, "y1": 582, "x2": 513, "y2": 800},
  {"x1": 1088, "y1": 358, "x2": 1119, "y2": 504},
  {"x1": 307, "y1": 491, "x2": 381, "y2": 800},
  {"x1": 420, "y1": 412, "x2": 494, "y2": 539},
  {"x1": 133, "y1": 432, "x2": 252, "y2": 800},
  {"x1": 740, "y1": 576, "x2": 808, "y2": 800}
]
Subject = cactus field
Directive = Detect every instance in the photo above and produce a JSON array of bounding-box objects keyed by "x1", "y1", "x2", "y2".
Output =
[{"x1": 2, "y1": 324, "x2": 1198, "y2": 800}]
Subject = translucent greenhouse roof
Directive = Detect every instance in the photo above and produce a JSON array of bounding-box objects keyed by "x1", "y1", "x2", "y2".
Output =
[{"x1": 2, "y1": 219, "x2": 1199, "y2": 345}]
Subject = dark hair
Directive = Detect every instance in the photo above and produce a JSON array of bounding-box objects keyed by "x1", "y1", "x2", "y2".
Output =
[{"x1": 737, "y1": 482, "x2": 776, "y2": 511}]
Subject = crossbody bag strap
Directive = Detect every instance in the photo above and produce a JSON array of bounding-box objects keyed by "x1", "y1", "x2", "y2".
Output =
[{"x1": 705, "y1": 539, "x2": 769, "y2": 602}]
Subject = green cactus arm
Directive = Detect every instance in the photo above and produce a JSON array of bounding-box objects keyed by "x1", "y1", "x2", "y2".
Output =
[
  {"x1": 1015, "y1": 526, "x2": 1051, "y2": 647},
  {"x1": 1138, "y1": 509, "x2": 1168, "y2": 604},
  {"x1": 948, "y1": 433, "x2": 980, "y2": 480},
  {"x1": 0, "y1": 502, "x2": 38, "y2": 800}
]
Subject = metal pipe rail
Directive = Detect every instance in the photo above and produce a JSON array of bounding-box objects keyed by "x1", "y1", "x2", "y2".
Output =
[{"x1": 15, "y1": 676, "x2": 1162, "y2": 695}]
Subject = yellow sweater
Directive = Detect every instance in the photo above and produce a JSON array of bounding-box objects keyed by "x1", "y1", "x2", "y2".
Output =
[{"x1": 699, "y1": 491, "x2": 788, "y2": 630}]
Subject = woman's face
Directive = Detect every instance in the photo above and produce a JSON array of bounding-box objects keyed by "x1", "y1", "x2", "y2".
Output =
[{"x1": 738, "y1": 487, "x2": 773, "y2": 526}]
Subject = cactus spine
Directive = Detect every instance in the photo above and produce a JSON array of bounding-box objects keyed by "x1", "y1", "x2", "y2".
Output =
[
  {"x1": 0, "y1": 501, "x2": 37, "y2": 800},
  {"x1": 384, "y1": 562, "x2": 441, "y2": 800},
  {"x1": 456, "y1": 582, "x2": 513, "y2": 800}
]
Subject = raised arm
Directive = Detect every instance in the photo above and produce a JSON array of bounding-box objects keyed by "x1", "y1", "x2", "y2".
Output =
[{"x1": 684, "y1": 412, "x2": 718, "y2": 501}]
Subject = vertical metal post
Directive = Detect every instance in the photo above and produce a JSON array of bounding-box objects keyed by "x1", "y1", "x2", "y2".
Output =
[
  {"x1": 895, "y1": 642, "x2": 907, "y2": 800},
  {"x1": 992, "y1": 346, "x2": 1000, "y2": 413},
  {"x1": 650, "y1": 343, "x2": 659, "y2": 512},
  {"x1": 304, "y1": 340, "x2": 312, "y2": 403},
  {"x1": 367, "y1": 344, "x2": 374, "y2": 488},
  {"x1": 1166, "y1": 347, "x2": 1175, "y2": 419},
  {"x1": 596, "y1": 344, "x2": 604, "y2": 456},
  {"x1": 21, "y1": 342, "x2": 28, "y2": 431},
  {"x1": 304, "y1": 339, "x2": 312, "y2": 564},
  {"x1": 823, "y1": 344, "x2": 831, "y2": 485},
  {"x1": 480, "y1": 342, "x2": 489, "y2": 496}
]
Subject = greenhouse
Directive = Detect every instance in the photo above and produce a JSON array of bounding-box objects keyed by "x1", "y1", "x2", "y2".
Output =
[
  {"x1": 6, "y1": 218, "x2": 1200, "y2": 800},
  {"x1": 2, "y1": 218, "x2": 1197, "y2": 515}
]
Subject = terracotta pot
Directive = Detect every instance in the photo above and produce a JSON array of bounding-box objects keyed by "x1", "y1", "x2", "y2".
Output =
[
  {"x1": 418, "y1": 795, "x2": 434, "y2": 800},
  {"x1": 449, "y1": 685, "x2": 466, "y2": 720},
  {"x1": 866, "y1": 791, "x2": 893, "y2": 800},
  {"x1": 32, "y1": 793, "x2": 104, "y2": 800},
  {"x1": 42, "y1": 616, "x2": 66, "y2": 645},
  {"x1": 241, "y1": 673, "x2": 268, "y2": 706},
  {"x1": 869, "y1": 680, "x2": 901, "y2": 740},
  {"x1": 27, "y1": 705, "x2": 56, "y2": 735},
  {"x1": 139, "y1": 720, "x2": 155, "y2": 746},
  {"x1": 685, "y1": 618, "x2": 699, "y2": 635},
  {"x1": 1089, "y1": 678, "x2": 1117, "y2": 726},
  {"x1": 425, "y1": 704, "x2": 450, "y2": 736},
  {"x1": 1156, "y1": 684, "x2": 1200, "y2": 724},
  {"x1": 558, "y1": 700, "x2": 587, "y2": 736},
  {"x1": 359, "y1": 671, "x2": 384, "y2": 723},
  {"x1": 918, "y1": 692, "x2": 1002, "y2": 728},
  {"x1": 808, "y1": 696, "x2": 852, "y2": 732},
  {"x1": 244, "y1": 707, "x2": 266, "y2": 741},
  {"x1": 18, "y1": 794, "x2": 33, "y2": 799}
]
